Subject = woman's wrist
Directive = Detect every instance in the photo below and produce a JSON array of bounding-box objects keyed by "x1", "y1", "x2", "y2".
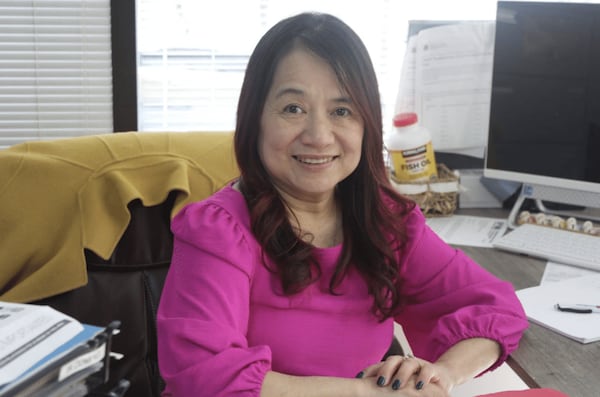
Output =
[{"x1": 434, "y1": 338, "x2": 501, "y2": 386}]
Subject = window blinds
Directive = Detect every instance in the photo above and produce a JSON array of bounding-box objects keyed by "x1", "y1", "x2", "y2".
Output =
[{"x1": 0, "y1": 0, "x2": 113, "y2": 149}]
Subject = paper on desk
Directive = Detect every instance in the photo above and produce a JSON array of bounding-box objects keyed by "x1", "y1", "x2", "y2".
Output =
[
  {"x1": 540, "y1": 262, "x2": 600, "y2": 285},
  {"x1": 516, "y1": 274, "x2": 600, "y2": 344},
  {"x1": 0, "y1": 301, "x2": 83, "y2": 386},
  {"x1": 395, "y1": 21, "x2": 494, "y2": 157},
  {"x1": 426, "y1": 215, "x2": 507, "y2": 247}
]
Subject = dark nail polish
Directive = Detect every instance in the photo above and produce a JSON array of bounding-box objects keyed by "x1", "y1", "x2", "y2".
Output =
[
  {"x1": 392, "y1": 379, "x2": 401, "y2": 390},
  {"x1": 355, "y1": 371, "x2": 364, "y2": 379},
  {"x1": 416, "y1": 380, "x2": 424, "y2": 390},
  {"x1": 377, "y1": 376, "x2": 386, "y2": 386}
]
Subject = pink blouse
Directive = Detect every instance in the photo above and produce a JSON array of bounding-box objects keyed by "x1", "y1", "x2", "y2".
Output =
[{"x1": 157, "y1": 185, "x2": 527, "y2": 396}]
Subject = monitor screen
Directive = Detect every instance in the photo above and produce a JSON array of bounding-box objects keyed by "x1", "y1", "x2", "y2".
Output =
[{"x1": 484, "y1": 1, "x2": 600, "y2": 196}]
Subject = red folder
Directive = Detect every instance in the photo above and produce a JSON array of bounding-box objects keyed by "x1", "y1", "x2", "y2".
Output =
[{"x1": 479, "y1": 389, "x2": 569, "y2": 397}]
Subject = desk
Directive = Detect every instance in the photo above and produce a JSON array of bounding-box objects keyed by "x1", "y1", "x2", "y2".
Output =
[{"x1": 455, "y1": 208, "x2": 600, "y2": 397}]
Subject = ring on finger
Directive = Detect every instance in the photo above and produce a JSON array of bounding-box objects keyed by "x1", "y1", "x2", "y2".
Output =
[{"x1": 402, "y1": 355, "x2": 422, "y2": 372}]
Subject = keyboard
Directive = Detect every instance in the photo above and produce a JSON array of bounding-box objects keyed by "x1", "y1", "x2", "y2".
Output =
[{"x1": 493, "y1": 223, "x2": 600, "y2": 271}]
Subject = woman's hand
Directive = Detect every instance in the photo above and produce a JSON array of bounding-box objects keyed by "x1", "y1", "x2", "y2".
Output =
[{"x1": 357, "y1": 354, "x2": 456, "y2": 396}]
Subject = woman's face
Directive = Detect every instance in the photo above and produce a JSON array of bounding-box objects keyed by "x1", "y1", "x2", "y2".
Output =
[{"x1": 259, "y1": 48, "x2": 364, "y2": 203}]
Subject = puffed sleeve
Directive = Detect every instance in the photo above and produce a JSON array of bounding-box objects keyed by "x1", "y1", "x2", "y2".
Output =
[
  {"x1": 157, "y1": 201, "x2": 271, "y2": 396},
  {"x1": 393, "y1": 208, "x2": 528, "y2": 372}
]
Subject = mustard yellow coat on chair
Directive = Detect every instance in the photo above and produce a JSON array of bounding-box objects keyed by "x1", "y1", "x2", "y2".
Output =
[{"x1": 0, "y1": 131, "x2": 239, "y2": 303}]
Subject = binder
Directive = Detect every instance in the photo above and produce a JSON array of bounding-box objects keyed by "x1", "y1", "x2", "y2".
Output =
[{"x1": 0, "y1": 321, "x2": 122, "y2": 397}]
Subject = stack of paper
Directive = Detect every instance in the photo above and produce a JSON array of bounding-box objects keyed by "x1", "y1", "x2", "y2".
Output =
[
  {"x1": 516, "y1": 274, "x2": 600, "y2": 344},
  {"x1": 0, "y1": 301, "x2": 119, "y2": 397}
]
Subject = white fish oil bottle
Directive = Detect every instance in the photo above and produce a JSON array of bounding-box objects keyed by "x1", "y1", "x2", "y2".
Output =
[{"x1": 385, "y1": 112, "x2": 438, "y2": 182}]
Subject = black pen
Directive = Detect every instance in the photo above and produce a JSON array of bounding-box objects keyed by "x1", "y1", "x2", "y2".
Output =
[{"x1": 555, "y1": 303, "x2": 600, "y2": 314}]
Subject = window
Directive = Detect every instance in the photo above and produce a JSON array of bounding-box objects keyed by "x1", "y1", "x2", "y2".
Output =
[
  {"x1": 135, "y1": 0, "x2": 499, "y2": 135},
  {"x1": 0, "y1": 0, "x2": 113, "y2": 148}
]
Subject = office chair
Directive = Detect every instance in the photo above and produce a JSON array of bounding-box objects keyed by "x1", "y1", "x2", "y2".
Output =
[{"x1": 1, "y1": 131, "x2": 239, "y2": 397}]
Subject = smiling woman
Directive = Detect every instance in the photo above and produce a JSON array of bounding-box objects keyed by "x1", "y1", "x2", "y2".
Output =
[
  {"x1": 258, "y1": 49, "x2": 364, "y2": 206},
  {"x1": 256, "y1": 48, "x2": 364, "y2": 248},
  {"x1": 156, "y1": 11, "x2": 528, "y2": 397}
]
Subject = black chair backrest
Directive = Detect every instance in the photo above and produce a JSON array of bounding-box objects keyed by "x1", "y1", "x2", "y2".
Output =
[{"x1": 33, "y1": 193, "x2": 177, "y2": 397}]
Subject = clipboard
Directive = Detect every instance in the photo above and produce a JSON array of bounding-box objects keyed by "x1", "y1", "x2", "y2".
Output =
[{"x1": 0, "y1": 321, "x2": 122, "y2": 397}]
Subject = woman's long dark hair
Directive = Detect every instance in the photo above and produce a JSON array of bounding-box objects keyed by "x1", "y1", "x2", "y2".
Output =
[{"x1": 234, "y1": 12, "x2": 414, "y2": 319}]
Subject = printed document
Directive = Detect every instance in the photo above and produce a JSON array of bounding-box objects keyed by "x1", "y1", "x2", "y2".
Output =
[
  {"x1": 0, "y1": 302, "x2": 83, "y2": 386},
  {"x1": 541, "y1": 262, "x2": 599, "y2": 285},
  {"x1": 426, "y1": 215, "x2": 507, "y2": 247},
  {"x1": 395, "y1": 22, "x2": 495, "y2": 157}
]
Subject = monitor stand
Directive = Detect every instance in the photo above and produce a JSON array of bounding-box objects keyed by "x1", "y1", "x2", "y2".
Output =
[{"x1": 507, "y1": 183, "x2": 600, "y2": 229}]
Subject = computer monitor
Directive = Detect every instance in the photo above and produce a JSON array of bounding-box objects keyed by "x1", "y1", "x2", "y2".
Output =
[{"x1": 484, "y1": 0, "x2": 600, "y2": 226}]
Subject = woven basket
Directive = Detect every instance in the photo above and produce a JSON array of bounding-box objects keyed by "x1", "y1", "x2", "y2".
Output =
[{"x1": 390, "y1": 164, "x2": 459, "y2": 217}]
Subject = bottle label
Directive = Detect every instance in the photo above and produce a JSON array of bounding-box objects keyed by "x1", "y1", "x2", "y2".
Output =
[{"x1": 389, "y1": 141, "x2": 437, "y2": 182}]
